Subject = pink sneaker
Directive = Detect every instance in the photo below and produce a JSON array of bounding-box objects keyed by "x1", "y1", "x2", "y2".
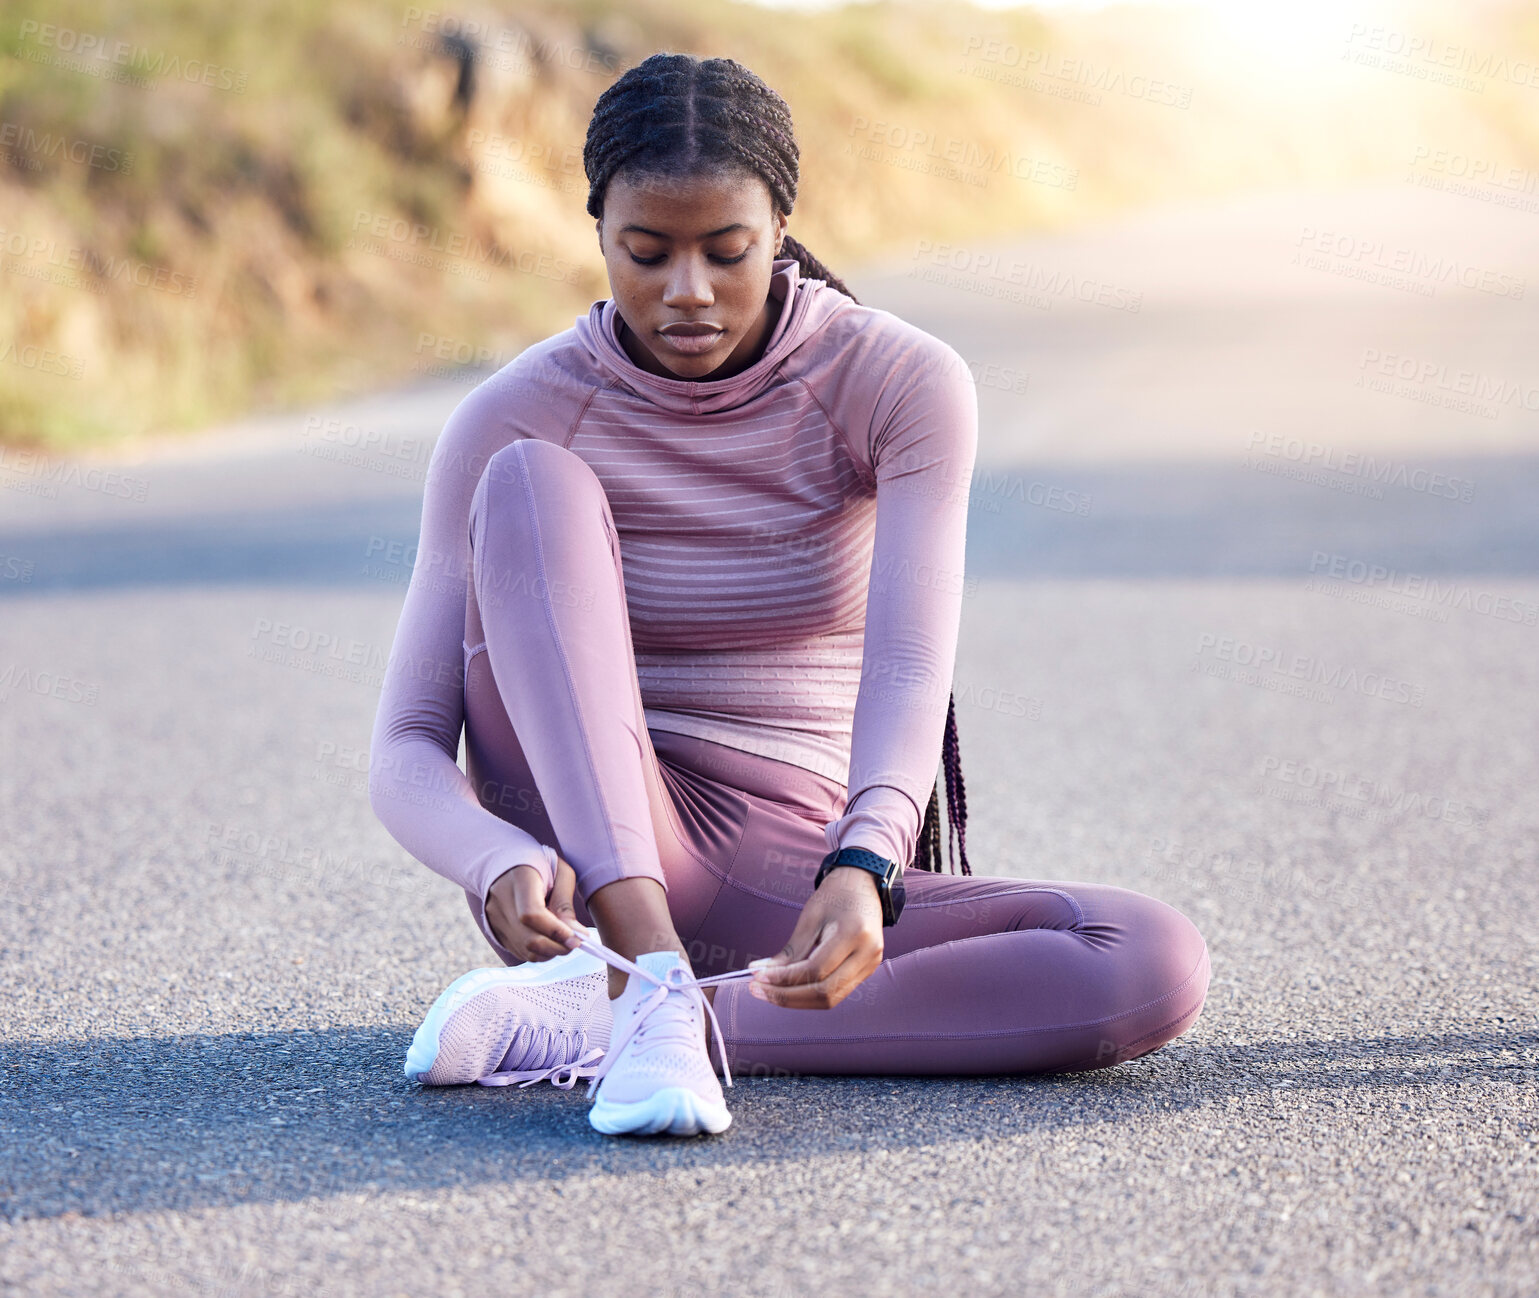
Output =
[
  {"x1": 573, "y1": 939, "x2": 755, "y2": 1137},
  {"x1": 404, "y1": 926, "x2": 610, "y2": 1089}
]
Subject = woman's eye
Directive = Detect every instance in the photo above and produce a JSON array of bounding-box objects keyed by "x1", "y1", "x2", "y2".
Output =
[{"x1": 627, "y1": 251, "x2": 750, "y2": 266}]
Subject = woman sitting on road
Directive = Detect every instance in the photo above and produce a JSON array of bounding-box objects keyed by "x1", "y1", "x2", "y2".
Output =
[{"x1": 368, "y1": 51, "x2": 1210, "y2": 1138}]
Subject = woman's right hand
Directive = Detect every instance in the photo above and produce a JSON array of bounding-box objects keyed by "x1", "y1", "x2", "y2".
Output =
[{"x1": 484, "y1": 854, "x2": 584, "y2": 962}]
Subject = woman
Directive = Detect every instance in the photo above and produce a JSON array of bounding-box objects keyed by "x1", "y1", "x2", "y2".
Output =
[{"x1": 369, "y1": 52, "x2": 1210, "y2": 1138}]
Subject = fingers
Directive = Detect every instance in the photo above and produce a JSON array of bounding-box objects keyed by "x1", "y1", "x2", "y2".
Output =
[
  {"x1": 547, "y1": 855, "x2": 580, "y2": 935},
  {"x1": 750, "y1": 924, "x2": 882, "y2": 1010},
  {"x1": 745, "y1": 872, "x2": 885, "y2": 1007},
  {"x1": 487, "y1": 863, "x2": 579, "y2": 962},
  {"x1": 756, "y1": 920, "x2": 837, "y2": 986},
  {"x1": 516, "y1": 876, "x2": 577, "y2": 957},
  {"x1": 752, "y1": 946, "x2": 879, "y2": 1009},
  {"x1": 770, "y1": 907, "x2": 824, "y2": 967}
]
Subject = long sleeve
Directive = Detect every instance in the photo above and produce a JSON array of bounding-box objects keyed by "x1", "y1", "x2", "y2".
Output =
[
  {"x1": 367, "y1": 384, "x2": 559, "y2": 915},
  {"x1": 820, "y1": 337, "x2": 979, "y2": 867}
]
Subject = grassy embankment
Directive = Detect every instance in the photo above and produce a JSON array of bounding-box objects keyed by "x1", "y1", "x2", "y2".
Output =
[{"x1": 1, "y1": 0, "x2": 1536, "y2": 454}]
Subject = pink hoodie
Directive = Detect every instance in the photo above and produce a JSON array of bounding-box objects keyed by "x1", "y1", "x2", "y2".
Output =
[{"x1": 369, "y1": 257, "x2": 978, "y2": 907}]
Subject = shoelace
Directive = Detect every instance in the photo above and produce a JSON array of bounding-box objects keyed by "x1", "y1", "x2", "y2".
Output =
[
  {"x1": 477, "y1": 1043, "x2": 607, "y2": 1090},
  {"x1": 569, "y1": 931, "x2": 758, "y2": 1094}
]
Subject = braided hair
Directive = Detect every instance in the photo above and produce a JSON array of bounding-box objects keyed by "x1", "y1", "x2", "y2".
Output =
[{"x1": 582, "y1": 52, "x2": 970, "y2": 876}]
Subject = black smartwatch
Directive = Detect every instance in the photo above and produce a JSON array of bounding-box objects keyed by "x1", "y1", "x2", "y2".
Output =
[{"x1": 813, "y1": 847, "x2": 906, "y2": 927}]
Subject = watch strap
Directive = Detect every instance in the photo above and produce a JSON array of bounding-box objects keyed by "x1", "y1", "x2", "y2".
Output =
[{"x1": 814, "y1": 847, "x2": 906, "y2": 926}]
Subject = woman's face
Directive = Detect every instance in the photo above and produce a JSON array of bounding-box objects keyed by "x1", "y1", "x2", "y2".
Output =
[{"x1": 596, "y1": 167, "x2": 789, "y2": 381}]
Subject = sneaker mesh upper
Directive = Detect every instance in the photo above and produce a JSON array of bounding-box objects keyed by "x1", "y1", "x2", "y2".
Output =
[
  {"x1": 591, "y1": 952, "x2": 725, "y2": 1106},
  {"x1": 422, "y1": 968, "x2": 610, "y2": 1086}
]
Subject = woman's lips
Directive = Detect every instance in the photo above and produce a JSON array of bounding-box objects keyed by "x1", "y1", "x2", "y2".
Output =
[{"x1": 657, "y1": 324, "x2": 725, "y2": 355}]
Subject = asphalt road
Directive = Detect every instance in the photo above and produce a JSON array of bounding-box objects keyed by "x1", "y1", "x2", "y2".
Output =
[{"x1": 1, "y1": 181, "x2": 1535, "y2": 1297}]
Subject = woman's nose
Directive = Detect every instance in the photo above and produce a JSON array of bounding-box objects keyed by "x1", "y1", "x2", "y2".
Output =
[{"x1": 664, "y1": 256, "x2": 714, "y2": 306}]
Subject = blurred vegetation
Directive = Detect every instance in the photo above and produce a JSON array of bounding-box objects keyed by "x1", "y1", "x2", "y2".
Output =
[{"x1": 1, "y1": 0, "x2": 1537, "y2": 453}]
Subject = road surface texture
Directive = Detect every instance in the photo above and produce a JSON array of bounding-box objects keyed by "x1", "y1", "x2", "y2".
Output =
[{"x1": 1, "y1": 182, "x2": 1535, "y2": 1296}]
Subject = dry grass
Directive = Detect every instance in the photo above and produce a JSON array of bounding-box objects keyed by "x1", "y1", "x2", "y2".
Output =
[{"x1": 1, "y1": 0, "x2": 1535, "y2": 452}]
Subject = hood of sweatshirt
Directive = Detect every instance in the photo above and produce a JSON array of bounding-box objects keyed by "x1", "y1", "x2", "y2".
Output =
[{"x1": 575, "y1": 256, "x2": 851, "y2": 416}]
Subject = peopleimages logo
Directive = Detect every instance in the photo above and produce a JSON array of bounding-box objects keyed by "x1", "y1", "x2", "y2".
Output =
[
  {"x1": 1356, "y1": 347, "x2": 1539, "y2": 417},
  {"x1": 1408, "y1": 146, "x2": 1539, "y2": 195},
  {"x1": 0, "y1": 227, "x2": 197, "y2": 298},
  {"x1": 910, "y1": 238, "x2": 1142, "y2": 313},
  {"x1": 0, "y1": 121, "x2": 133, "y2": 172},
  {"x1": 845, "y1": 120, "x2": 1080, "y2": 191},
  {"x1": 1292, "y1": 226, "x2": 1526, "y2": 299},
  {"x1": 1193, "y1": 633, "x2": 1426, "y2": 707},
  {"x1": 0, "y1": 446, "x2": 149, "y2": 500},
  {"x1": 1307, "y1": 552, "x2": 1538, "y2": 625},
  {"x1": 1258, "y1": 756, "x2": 1486, "y2": 833},
  {"x1": 1243, "y1": 430, "x2": 1474, "y2": 501},
  {"x1": 956, "y1": 36, "x2": 1194, "y2": 109},
  {"x1": 15, "y1": 21, "x2": 249, "y2": 92},
  {"x1": 1342, "y1": 22, "x2": 1539, "y2": 91}
]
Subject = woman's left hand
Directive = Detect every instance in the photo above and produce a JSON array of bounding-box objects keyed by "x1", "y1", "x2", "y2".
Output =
[{"x1": 748, "y1": 866, "x2": 884, "y2": 1009}]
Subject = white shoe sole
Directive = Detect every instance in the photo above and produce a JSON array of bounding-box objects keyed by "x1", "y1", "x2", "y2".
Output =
[
  {"x1": 404, "y1": 932, "x2": 604, "y2": 1082},
  {"x1": 589, "y1": 1086, "x2": 732, "y2": 1137}
]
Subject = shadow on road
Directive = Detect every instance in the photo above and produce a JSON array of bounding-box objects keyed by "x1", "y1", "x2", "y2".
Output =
[{"x1": 3, "y1": 1023, "x2": 1531, "y2": 1222}]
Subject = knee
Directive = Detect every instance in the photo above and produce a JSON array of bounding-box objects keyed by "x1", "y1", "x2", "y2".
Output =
[
  {"x1": 1136, "y1": 897, "x2": 1209, "y2": 1053},
  {"x1": 470, "y1": 439, "x2": 610, "y2": 557},
  {"x1": 1142, "y1": 895, "x2": 1209, "y2": 1013},
  {"x1": 480, "y1": 437, "x2": 603, "y2": 503},
  {"x1": 1080, "y1": 890, "x2": 1211, "y2": 1071}
]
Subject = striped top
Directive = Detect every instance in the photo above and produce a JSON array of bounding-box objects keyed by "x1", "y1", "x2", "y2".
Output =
[
  {"x1": 576, "y1": 332, "x2": 877, "y2": 784},
  {"x1": 369, "y1": 257, "x2": 978, "y2": 905}
]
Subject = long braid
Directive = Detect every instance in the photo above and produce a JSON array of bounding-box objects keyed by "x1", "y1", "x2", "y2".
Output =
[
  {"x1": 583, "y1": 52, "x2": 970, "y2": 876},
  {"x1": 777, "y1": 233, "x2": 857, "y2": 300}
]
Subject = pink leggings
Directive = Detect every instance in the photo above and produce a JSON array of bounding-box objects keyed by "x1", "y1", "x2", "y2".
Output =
[{"x1": 461, "y1": 438, "x2": 1211, "y2": 1076}]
